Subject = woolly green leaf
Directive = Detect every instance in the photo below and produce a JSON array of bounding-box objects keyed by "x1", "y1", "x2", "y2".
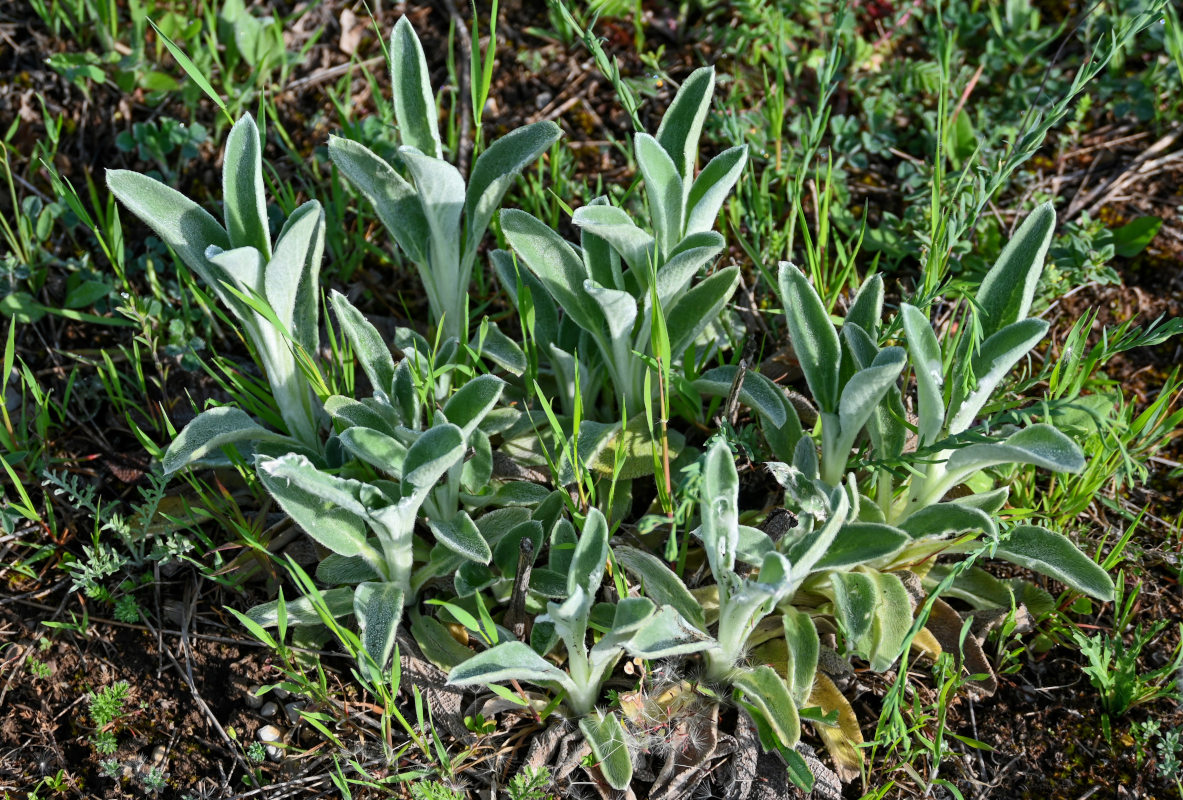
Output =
[
  {"x1": 685, "y1": 145, "x2": 747, "y2": 235},
  {"x1": 899, "y1": 303, "x2": 944, "y2": 445},
  {"x1": 779, "y1": 262, "x2": 841, "y2": 413},
  {"x1": 782, "y1": 607, "x2": 819, "y2": 706},
  {"x1": 615, "y1": 545, "x2": 706, "y2": 631},
  {"x1": 701, "y1": 441, "x2": 740, "y2": 577},
  {"x1": 898, "y1": 503, "x2": 997, "y2": 539},
  {"x1": 401, "y1": 424, "x2": 465, "y2": 494},
  {"x1": 268, "y1": 200, "x2": 324, "y2": 353},
  {"x1": 948, "y1": 317, "x2": 1049, "y2": 434},
  {"x1": 338, "y1": 426, "x2": 407, "y2": 479},
  {"x1": 568, "y1": 507, "x2": 609, "y2": 597},
  {"x1": 977, "y1": 202, "x2": 1055, "y2": 337},
  {"x1": 994, "y1": 526, "x2": 1115, "y2": 601},
  {"x1": 257, "y1": 459, "x2": 376, "y2": 561},
  {"x1": 329, "y1": 290, "x2": 396, "y2": 399},
  {"x1": 389, "y1": 16, "x2": 442, "y2": 158},
  {"x1": 222, "y1": 114, "x2": 270, "y2": 256},
  {"x1": 845, "y1": 274, "x2": 884, "y2": 340},
  {"x1": 580, "y1": 712, "x2": 633, "y2": 790},
  {"x1": 655, "y1": 231, "x2": 725, "y2": 307},
  {"x1": 500, "y1": 209, "x2": 600, "y2": 335},
  {"x1": 442, "y1": 374, "x2": 504, "y2": 439},
  {"x1": 655, "y1": 66, "x2": 714, "y2": 182},
  {"x1": 693, "y1": 366, "x2": 788, "y2": 429},
  {"x1": 106, "y1": 169, "x2": 230, "y2": 289},
  {"x1": 733, "y1": 665, "x2": 801, "y2": 749},
  {"x1": 569, "y1": 203, "x2": 656, "y2": 277},
  {"x1": 814, "y1": 523, "x2": 909, "y2": 570},
  {"x1": 327, "y1": 136, "x2": 430, "y2": 264},
  {"x1": 464, "y1": 120, "x2": 562, "y2": 270},
  {"x1": 666, "y1": 265, "x2": 740, "y2": 356},
  {"x1": 448, "y1": 640, "x2": 570, "y2": 687},
  {"x1": 246, "y1": 587, "x2": 355, "y2": 627},
  {"x1": 428, "y1": 511, "x2": 492, "y2": 564},
  {"x1": 162, "y1": 406, "x2": 290, "y2": 473},
  {"x1": 354, "y1": 581, "x2": 405, "y2": 670},
  {"x1": 941, "y1": 424, "x2": 1084, "y2": 495},
  {"x1": 636, "y1": 132, "x2": 684, "y2": 255}
]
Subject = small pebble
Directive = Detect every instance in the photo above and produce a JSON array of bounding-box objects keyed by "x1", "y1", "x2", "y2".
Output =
[
  {"x1": 536, "y1": 92, "x2": 553, "y2": 109},
  {"x1": 257, "y1": 724, "x2": 284, "y2": 762},
  {"x1": 151, "y1": 745, "x2": 167, "y2": 764},
  {"x1": 284, "y1": 701, "x2": 306, "y2": 725},
  {"x1": 273, "y1": 686, "x2": 290, "y2": 700},
  {"x1": 244, "y1": 685, "x2": 264, "y2": 709},
  {"x1": 260, "y1": 701, "x2": 278, "y2": 718}
]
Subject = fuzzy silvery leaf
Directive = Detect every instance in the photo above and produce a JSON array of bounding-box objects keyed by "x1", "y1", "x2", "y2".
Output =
[
  {"x1": 779, "y1": 262, "x2": 841, "y2": 414},
  {"x1": 782, "y1": 607, "x2": 820, "y2": 706},
  {"x1": 324, "y1": 396, "x2": 401, "y2": 436},
  {"x1": 733, "y1": 665, "x2": 801, "y2": 749},
  {"x1": 655, "y1": 66, "x2": 714, "y2": 184},
  {"x1": 736, "y1": 525, "x2": 776, "y2": 565},
  {"x1": 828, "y1": 570, "x2": 876, "y2": 658},
  {"x1": 685, "y1": 145, "x2": 747, "y2": 235},
  {"x1": 471, "y1": 320, "x2": 527, "y2": 376},
  {"x1": 491, "y1": 520, "x2": 543, "y2": 576},
  {"x1": 392, "y1": 361, "x2": 421, "y2": 428},
  {"x1": 656, "y1": 231, "x2": 725, "y2": 307},
  {"x1": 784, "y1": 487, "x2": 850, "y2": 584},
  {"x1": 994, "y1": 526, "x2": 1114, "y2": 601},
  {"x1": 400, "y1": 423, "x2": 466, "y2": 496},
  {"x1": 583, "y1": 278, "x2": 637, "y2": 353},
  {"x1": 400, "y1": 147, "x2": 465, "y2": 329},
  {"x1": 206, "y1": 245, "x2": 264, "y2": 299},
  {"x1": 898, "y1": 503, "x2": 997, "y2": 539},
  {"x1": 665, "y1": 265, "x2": 740, "y2": 356},
  {"x1": 428, "y1": 511, "x2": 491, "y2": 564},
  {"x1": 501, "y1": 209, "x2": 601, "y2": 335},
  {"x1": 899, "y1": 303, "x2": 945, "y2": 446},
  {"x1": 835, "y1": 346, "x2": 906, "y2": 456},
  {"x1": 329, "y1": 290, "x2": 396, "y2": 400},
  {"x1": 625, "y1": 606, "x2": 712, "y2": 659},
  {"x1": 268, "y1": 200, "x2": 324, "y2": 354},
  {"x1": 441, "y1": 374, "x2": 504, "y2": 439},
  {"x1": 327, "y1": 136, "x2": 430, "y2": 265},
  {"x1": 636, "y1": 132, "x2": 684, "y2": 255},
  {"x1": 316, "y1": 553, "x2": 381, "y2": 585},
  {"x1": 338, "y1": 426, "x2": 408, "y2": 478},
  {"x1": 260, "y1": 453, "x2": 386, "y2": 519},
  {"x1": 448, "y1": 640, "x2": 572, "y2": 688},
  {"x1": 222, "y1": 114, "x2": 271, "y2": 257},
  {"x1": 693, "y1": 366, "x2": 789, "y2": 429},
  {"x1": 105, "y1": 169, "x2": 230, "y2": 290},
  {"x1": 950, "y1": 486, "x2": 1011, "y2": 515},
  {"x1": 354, "y1": 581, "x2": 405, "y2": 670},
  {"x1": 976, "y1": 202, "x2": 1055, "y2": 338},
  {"x1": 866, "y1": 570, "x2": 913, "y2": 672},
  {"x1": 580, "y1": 712, "x2": 633, "y2": 791},
  {"x1": 568, "y1": 507, "x2": 609, "y2": 598},
  {"x1": 389, "y1": 16, "x2": 442, "y2": 159},
  {"x1": 579, "y1": 199, "x2": 625, "y2": 291},
  {"x1": 701, "y1": 441, "x2": 740, "y2": 577},
  {"x1": 813, "y1": 523, "x2": 909, "y2": 570},
  {"x1": 938, "y1": 424, "x2": 1084, "y2": 496},
  {"x1": 246, "y1": 587, "x2": 355, "y2": 627},
  {"x1": 924, "y1": 563, "x2": 1016, "y2": 609},
  {"x1": 845, "y1": 274, "x2": 884, "y2": 340},
  {"x1": 162, "y1": 406, "x2": 291, "y2": 474},
  {"x1": 569, "y1": 204, "x2": 656, "y2": 277},
  {"x1": 464, "y1": 120, "x2": 562, "y2": 271},
  {"x1": 947, "y1": 317, "x2": 1049, "y2": 435},
  {"x1": 614, "y1": 545, "x2": 706, "y2": 631},
  {"x1": 460, "y1": 428, "x2": 493, "y2": 494}
]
